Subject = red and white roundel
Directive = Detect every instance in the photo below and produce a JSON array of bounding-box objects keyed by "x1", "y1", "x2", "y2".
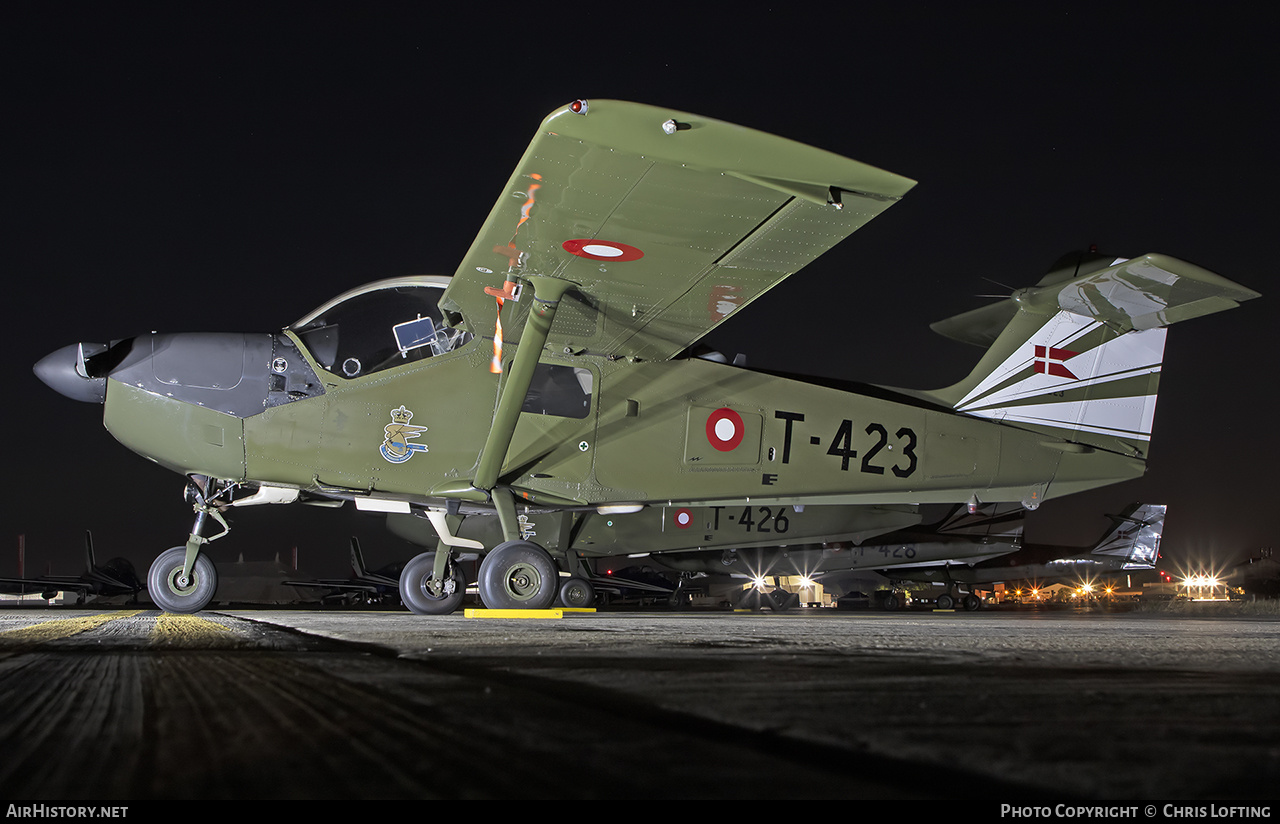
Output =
[
  {"x1": 673, "y1": 508, "x2": 694, "y2": 529},
  {"x1": 705, "y1": 407, "x2": 745, "y2": 452},
  {"x1": 562, "y1": 238, "x2": 644, "y2": 262}
]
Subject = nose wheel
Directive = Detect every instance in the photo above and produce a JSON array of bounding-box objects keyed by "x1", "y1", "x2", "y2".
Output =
[{"x1": 148, "y1": 546, "x2": 218, "y2": 613}]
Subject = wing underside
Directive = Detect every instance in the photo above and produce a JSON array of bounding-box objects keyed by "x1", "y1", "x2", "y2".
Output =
[{"x1": 440, "y1": 100, "x2": 915, "y2": 362}]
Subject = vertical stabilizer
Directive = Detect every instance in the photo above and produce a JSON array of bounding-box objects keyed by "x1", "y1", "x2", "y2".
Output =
[
  {"x1": 349, "y1": 537, "x2": 369, "y2": 578},
  {"x1": 1090, "y1": 503, "x2": 1165, "y2": 569},
  {"x1": 920, "y1": 254, "x2": 1258, "y2": 455}
]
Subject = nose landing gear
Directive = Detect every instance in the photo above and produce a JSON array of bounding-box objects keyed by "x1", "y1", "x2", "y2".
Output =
[
  {"x1": 148, "y1": 546, "x2": 219, "y2": 613},
  {"x1": 146, "y1": 478, "x2": 231, "y2": 614}
]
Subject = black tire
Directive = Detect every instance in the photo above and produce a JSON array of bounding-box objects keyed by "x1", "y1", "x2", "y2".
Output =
[
  {"x1": 936, "y1": 593, "x2": 955, "y2": 610},
  {"x1": 558, "y1": 577, "x2": 595, "y2": 608},
  {"x1": 770, "y1": 590, "x2": 800, "y2": 612},
  {"x1": 399, "y1": 552, "x2": 466, "y2": 615},
  {"x1": 477, "y1": 541, "x2": 558, "y2": 610},
  {"x1": 963, "y1": 594, "x2": 982, "y2": 611},
  {"x1": 882, "y1": 593, "x2": 900, "y2": 611},
  {"x1": 147, "y1": 546, "x2": 218, "y2": 614}
]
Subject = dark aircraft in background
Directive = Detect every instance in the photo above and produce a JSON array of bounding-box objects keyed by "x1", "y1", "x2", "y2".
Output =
[
  {"x1": 0, "y1": 531, "x2": 143, "y2": 604},
  {"x1": 865, "y1": 503, "x2": 1166, "y2": 607},
  {"x1": 647, "y1": 502, "x2": 1026, "y2": 609},
  {"x1": 1224, "y1": 549, "x2": 1279, "y2": 600},
  {"x1": 284, "y1": 537, "x2": 407, "y2": 606},
  {"x1": 641, "y1": 503, "x2": 1162, "y2": 611}
]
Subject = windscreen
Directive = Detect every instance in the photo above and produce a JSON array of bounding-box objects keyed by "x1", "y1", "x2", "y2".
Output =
[{"x1": 292, "y1": 284, "x2": 471, "y2": 378}]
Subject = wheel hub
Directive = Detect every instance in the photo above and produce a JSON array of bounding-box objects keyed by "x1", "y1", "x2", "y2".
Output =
[
  {"x1": 505, "y1": 564, "x2": 541, "y2": 600},
  {"x1": 166, "y1": 567, "x2": 199, "y2": 597}
]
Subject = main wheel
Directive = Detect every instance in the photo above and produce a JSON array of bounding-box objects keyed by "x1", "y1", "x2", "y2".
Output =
[
  {"x1": 558, "y1": 576, "x2": 595, "y2": 608},
  {"x1": 963, "y1": 594, "x2": 982, "y2": 611},
  {"x1": 771, "y1": 589, "x2": 800, "y2": 612},
  {"x1": 399, "y1": 552, "x2": 467, "y2": 615},
  {"x1": 477, "y1": 540, "x2": 559, "y2": 610},
  {"x1": 936, "y1": 593, "x2": 955, "y2": 610},
  {"x1": 148, "y1": 546, "x2": 218, "y2": 614}
]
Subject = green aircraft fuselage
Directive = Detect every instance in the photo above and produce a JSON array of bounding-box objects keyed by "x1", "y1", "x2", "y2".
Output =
[{"x1": 100, "y1": 325, "x2": 1143, "y2": 519}]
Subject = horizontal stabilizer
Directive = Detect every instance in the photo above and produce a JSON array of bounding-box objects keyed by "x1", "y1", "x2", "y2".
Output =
[{"x1": 1033, "y1": 254, "x2": 1259, "y2": 333}]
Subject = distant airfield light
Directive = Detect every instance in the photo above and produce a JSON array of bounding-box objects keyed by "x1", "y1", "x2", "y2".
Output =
[{"x1": 752, "y1": 576, "x2": 767, "y2": 591}]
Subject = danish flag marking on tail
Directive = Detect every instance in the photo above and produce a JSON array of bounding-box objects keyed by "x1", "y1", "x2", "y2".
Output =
[{"x1": 1034, "y1": 345, "x2": 1080, "y2": 380}]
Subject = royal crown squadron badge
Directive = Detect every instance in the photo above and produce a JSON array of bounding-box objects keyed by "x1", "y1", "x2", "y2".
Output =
[{"x1": 380, "y1": 405, "x2": 428, "y2": 464}]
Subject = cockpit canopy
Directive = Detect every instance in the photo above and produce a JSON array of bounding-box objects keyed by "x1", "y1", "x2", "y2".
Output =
[{"x1": 289, "y1": 277, "x2": 471, "y2": 379}]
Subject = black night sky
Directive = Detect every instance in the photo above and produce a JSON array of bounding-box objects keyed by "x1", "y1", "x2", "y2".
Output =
[{"x1": 4, "y1": 5, "x2": 1274, "y2": 581}]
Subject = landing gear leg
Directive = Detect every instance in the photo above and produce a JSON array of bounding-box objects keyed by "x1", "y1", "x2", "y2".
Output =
[{"x1": 147, "y1": 479, "x2": 229, "y2": 614}]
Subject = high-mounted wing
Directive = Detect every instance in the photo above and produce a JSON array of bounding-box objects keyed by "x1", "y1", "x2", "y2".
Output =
[{"x1": 440, "y1": 100, "x2": 915, "y2": 362}]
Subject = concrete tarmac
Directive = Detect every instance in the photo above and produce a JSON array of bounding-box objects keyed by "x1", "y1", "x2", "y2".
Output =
[{"x1": 0, "y1": 605, "x2": 1277, "y2": 801}]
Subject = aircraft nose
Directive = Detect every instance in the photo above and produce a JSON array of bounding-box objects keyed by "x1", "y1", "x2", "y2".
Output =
[{"x1": 33, "y1": 343, "x2": 109, "y2": 403}]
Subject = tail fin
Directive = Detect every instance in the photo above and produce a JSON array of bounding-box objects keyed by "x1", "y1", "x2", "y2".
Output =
[
  {"x1": 349, "y1": 537, "x2": 368, "y2": 578},
  {"x1": 1089, "y1": 503, "x2": 1165, "y2": 568},
  {"x1": 84, "y1": 530, "x2": 96, "y2": 573},
  {"x1": 922, "y1": 253, "x2": 1258, "y2": 454}
]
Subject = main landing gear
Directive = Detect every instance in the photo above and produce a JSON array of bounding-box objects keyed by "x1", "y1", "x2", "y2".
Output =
[
  {"x1": 399, "y1": 539, "x2": 595, "y2": 614},
  {"x1": 477, "y1": 540, "x2": 560, "y2": 610},
  {"x1": 398, "y1": 551, "x2": 467, "y2": 615}
]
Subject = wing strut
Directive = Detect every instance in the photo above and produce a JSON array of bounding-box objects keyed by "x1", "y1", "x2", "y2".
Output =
[{"x1": 472, "y1": 276, "x2": 574, "y2": 495}]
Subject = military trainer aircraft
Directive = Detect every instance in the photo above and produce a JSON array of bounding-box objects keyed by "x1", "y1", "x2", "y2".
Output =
[
  {"x1": 0, "y1": 531, "x2": 143, "y2": 604},
  {"x1": 850, "y1": 502, "x2": 1166, "y2": 609},
  {"x1": 644, "y1": 501, "x2": 1027, "y2": 609},
  {"x1": 33, "y1": 99, "x2": 1259, "y2": 614},
  {"x1": 283, "y1": 537, "x2": 407, "y2": 606}
]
